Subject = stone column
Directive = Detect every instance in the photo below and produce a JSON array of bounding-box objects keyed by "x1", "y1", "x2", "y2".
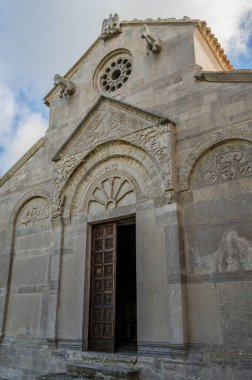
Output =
[
  {"x1": 165, "y1": 204, "x2": 188, "y2": 356},
  {"x1": 46, "y1": 216, "x2": 64, "y2": 345}
]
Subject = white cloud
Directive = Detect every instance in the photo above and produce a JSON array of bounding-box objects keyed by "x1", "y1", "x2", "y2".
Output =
[
  {"x1": 9, "y1": 113, "x2": 47, "y2": 159},
  {"x1": 0, "y1": 0, "x2": 252, "y2": 96},
  {"x1": 0, "y1": 84, "x2": 16, "y2": 134},
  {"x1": 0, "y1": 82, "x2": 47, "y2": 175}
]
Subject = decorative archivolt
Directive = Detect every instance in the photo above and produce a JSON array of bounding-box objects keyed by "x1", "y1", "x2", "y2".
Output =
[
  {"x1": 178, "y1": 126, "x2": 252, "y2": 191},
  {"x1": 64, "y1": 151, "x2": 158, "y2": 217},
  {"x1": 53, "y1": 139, "x2": 167, "y2": 217}
]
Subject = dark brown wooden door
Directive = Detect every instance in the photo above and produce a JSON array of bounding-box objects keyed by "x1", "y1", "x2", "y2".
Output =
[{"x1": 88, "y1": 222, "x2": 117, "y2": 352}]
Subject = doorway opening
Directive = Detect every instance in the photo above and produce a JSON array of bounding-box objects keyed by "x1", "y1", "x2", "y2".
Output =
[
  {"x1": 88, "y1": 218, "x2": 137, "y2": 353},
  {"x1": 116, "y1": 220, "x2": 137, "y2": 352}
]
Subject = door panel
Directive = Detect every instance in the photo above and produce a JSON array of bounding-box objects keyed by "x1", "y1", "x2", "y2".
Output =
[{"x1": 88, "y1": 222, "x2": 117, "y2": 352}]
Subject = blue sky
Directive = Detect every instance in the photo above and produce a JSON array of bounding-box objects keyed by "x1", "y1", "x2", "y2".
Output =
[{"x1": 0, "y1": 0, "x2": 252, "y2": 175}]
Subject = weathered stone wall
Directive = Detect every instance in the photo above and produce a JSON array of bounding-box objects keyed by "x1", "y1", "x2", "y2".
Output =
[{"x1": 0, "y1": 20, "x2": 251, "y2": 379}]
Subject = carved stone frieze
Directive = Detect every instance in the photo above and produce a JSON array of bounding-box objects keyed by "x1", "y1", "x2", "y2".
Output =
[
  {"x1": 190, "y1": 141, "x2": 252, "y2": 189},
  {"x1": 100, "y1": 13, "x2": 121, "y2": 40},
  {"x1": 17, "y1": 198, "x2": 50, "y2": 227},
  {"x1": 52, "y1": 153, "x2": 83, "y2": 217},
  {"x1": 179, "y1": 126, "x2": 252, "y2": 191},
  {"x1": 72, "y1": 105, "x2": 154, "y2": 153},
  {"x1": 54, "y1": 98, "x2": 166, "y2": 160},
  {"x1": 124, "y1": 123, "x2": 173, "y2": 189}
]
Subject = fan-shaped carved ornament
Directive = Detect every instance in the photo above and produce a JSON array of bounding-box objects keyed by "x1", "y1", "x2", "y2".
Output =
[{"x1": 88, "y1": 176, "x2": 135, "y2": 212}]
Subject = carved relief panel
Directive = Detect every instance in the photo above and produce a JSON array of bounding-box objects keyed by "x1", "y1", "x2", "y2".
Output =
[
  {"x1": 88, "y1": 176, "x2": 136, "y2": 213},
  {"x1": 190, "y1": 141, "x2": 252, "y2": 189},
  {"x1": 52, "y1": 98, "x2": 176, "y2": 216},
  {"x1": 16, "y1": 197, "x2": 50, "y2": 227}
]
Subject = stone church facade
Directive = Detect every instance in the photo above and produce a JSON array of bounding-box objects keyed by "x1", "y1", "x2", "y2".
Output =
[{"x1": 0, "y1": 15, "x2": 252, "y2": 380}]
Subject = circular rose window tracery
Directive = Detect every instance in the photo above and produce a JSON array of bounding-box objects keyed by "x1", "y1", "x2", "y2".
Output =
[{"x1": 99, "y1": 55, "x2": 133, "y2": 94}]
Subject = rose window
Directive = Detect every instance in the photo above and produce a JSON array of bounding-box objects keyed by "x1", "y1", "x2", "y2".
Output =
[{"x1": 100, "y1": 56, "x2": 133, "y2": 93}]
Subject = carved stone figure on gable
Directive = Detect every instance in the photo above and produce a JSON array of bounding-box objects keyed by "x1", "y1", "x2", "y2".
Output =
[
  {"x1": 141, "y1": 24, "x2": 162, "y2": 54},
  {"x1": 54, "y1": 74, "x2": 76, "y2": 98},
  {"x1": 100, "y1": 13, "x2": 121, "y2": 40}
]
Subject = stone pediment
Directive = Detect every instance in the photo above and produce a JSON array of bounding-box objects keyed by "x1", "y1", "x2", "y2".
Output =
[{"x1": 53, "y1": 96, "x2": 171, "y2": 161}]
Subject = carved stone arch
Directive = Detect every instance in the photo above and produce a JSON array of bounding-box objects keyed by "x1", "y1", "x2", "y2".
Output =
[
  {"x1": 61, "y1": 140, "x2": 164, "y2": 217},
  {"x1": 8, "y1": 188, "x2": 52, "y2": 228},
  {"x1": 179, "y1": 126, "x2": 252, "y2": 191}
]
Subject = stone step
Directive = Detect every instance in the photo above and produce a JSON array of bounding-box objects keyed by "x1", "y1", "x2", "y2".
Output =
[
  {"x1": 67, "y1": 363, "x2": 140, "y2": 380},
  {"x1": 81, "y1": 351, "x2": 137, "y2": 366},
  {"x1": 37, "y1": 373, "x2": 86, "y2": 380}
]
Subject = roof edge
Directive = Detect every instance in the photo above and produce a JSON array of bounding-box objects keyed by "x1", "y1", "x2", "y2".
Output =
[
  {"x1": 0, "y1": 137, "x2": 46, "y2": 188},
  {"x1": 44, "y1": 37, "x2": 100, "y2": 106},
  {"x1": 197, "y1": 21, "x2": 233, "y2": 71},
  {"x1": 44, "y1": 17, "x2": 234, "y2": 106},
  {"x1": 195, "y1": 70, "x2": 252, "y2": 82},
  {"x1": 43, "y1": 17, "x2": 203, "y2": 107}
]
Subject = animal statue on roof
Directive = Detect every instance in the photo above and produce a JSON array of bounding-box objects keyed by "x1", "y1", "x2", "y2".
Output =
[
  {"x1": 100, "y1": 13, "x2": 121, "y2": 40},
  {"x1": 141, "y1": 24, "x2": 162, "y2": 54},
  {"x1": 54, "y1": 74, "x2": 76, "y2": 98}
]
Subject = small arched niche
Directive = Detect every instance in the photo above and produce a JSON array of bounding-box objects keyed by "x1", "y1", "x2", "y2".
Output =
[{"x1": 5, "y1": 196, "x2": 52, "y2": 339}]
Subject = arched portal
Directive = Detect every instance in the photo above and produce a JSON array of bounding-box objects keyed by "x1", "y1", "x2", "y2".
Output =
[{"x1": 56, "y1": 137, "x2": 171, "y2": 353}]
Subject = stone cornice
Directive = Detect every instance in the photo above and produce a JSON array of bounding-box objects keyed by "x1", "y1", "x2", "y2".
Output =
[{"x1": 195, "y1": 70, "x2": 252, "y2": 82}]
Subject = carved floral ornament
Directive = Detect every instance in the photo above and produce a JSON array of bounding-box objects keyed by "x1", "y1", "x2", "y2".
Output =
[
  {"x1": 88, "y1": 175, "x2": 136, "y2": 212},
  {"x1": 179, "y1": 126, "x2": 252, "y2": 191}
]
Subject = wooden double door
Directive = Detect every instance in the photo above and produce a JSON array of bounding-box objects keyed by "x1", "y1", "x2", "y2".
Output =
[{"x1": 88, "y1": 220, "x2": 136, "y2": 353}]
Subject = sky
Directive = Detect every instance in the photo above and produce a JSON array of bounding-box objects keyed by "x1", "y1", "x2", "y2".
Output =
[{"x1": 0, "y1": 0, "x2": 252, "y2": 175}]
